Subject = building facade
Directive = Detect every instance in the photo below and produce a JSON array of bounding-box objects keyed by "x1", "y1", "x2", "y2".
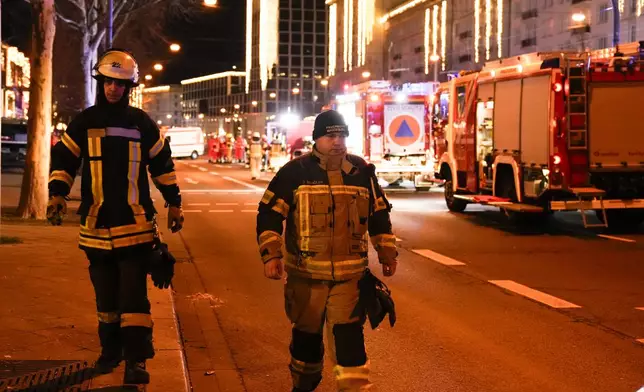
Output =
[
  {"x1": 245, "y1": 0, "x2": 329, "y2": 134},
  {"x1": 327, "y1": 0, "x2": 644, "y2": 95},
  {"x1": 141, "y1": 85, "x2": 182, "y2": 127},
  {"x1": 1, "y1": 43, "x2": 30, "y2": 119},
  {"x1": 181, "y1": 71, "x2": 246, "y2": 136}
]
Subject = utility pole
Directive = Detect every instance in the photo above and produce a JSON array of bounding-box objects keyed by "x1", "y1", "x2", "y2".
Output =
[
  {"x1": 107, "y1": 0, "x2": 113, "y2": 47},
  {"x1": 610, "y1": 0, "x2": 620, "y2": 49}
]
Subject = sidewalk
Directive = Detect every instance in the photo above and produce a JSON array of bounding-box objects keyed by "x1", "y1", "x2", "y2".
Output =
[{"x1": 0, "y1": 174, "x2": 188, "y2": 391}]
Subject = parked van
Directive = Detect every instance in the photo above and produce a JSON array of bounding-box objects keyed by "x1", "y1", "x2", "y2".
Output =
[{"x1": 161, "y1": 127, "x2": 204, "y2": 159}]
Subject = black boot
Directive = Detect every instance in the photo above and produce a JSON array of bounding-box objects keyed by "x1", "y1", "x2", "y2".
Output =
[
  {"x1": 94, "y1": 352, "x2": 122, "y2": 375},
  {"x1": 124, "y1": 360, "x2": 150, "y2": 385}
]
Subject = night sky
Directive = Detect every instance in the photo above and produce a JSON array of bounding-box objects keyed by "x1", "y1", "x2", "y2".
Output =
[{"x1": 1, "y1": 0, "x2": 245, "y2": 85}]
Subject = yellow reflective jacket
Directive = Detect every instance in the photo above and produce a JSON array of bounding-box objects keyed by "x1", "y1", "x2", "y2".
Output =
[
  {"x1": 49, "y1": 105, "x2": 181, "y2": 254},
  {"x1": 256, "y1": 148, "x2": 396, "y2": 281}
]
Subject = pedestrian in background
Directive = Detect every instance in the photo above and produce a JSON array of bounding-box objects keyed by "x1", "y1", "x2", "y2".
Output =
[
  {"x1": 47, "y1": 48, "x2": 184, "y2": 385},
  {"x1": 249, "y1": 132, "x2": 263, "y2": 180},
  {"x1": 256, "y1": 110, "x2": 398, "y2": 391}
]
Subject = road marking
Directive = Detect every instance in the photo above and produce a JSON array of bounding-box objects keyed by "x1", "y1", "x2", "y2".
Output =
[
  {"x1": 209, "y1": 210, "x2": 234, "y2": 213},
  {"x1": 242, "y1": 210, "x2": 256, "y2": 213},
  {"x1": 181, "y1": 189, "x2": 262, "y2": 194},
  {"x1": 198, "y1": 167, "x2": 208, "y2": 172},
  {"x1": 209, "y1": 171, "x2": 219, "y2": 175},
  {"x1": 185, "y1": 178, "x2": 198, "y2": 185},
  {"x1": 244, "y1": 202, "x2": 258, "y2": 206},
  {"x1": 597, "y1": 234, "x2": 636, "y2": 243},
  {"x1": 182, "y1": 210, "x2": 202, "y2": 213},
  {"x1": 187, "y1": 203, "x2": 210, "y2": 206},
  {"x1": 189, "y1": 164, "x2": 198, "y2": 169},
  {"x1": 637, "y1": 339, "x2": 644, "y2": 345},
  {"x1": 636, "y1": 307, "x2": 644, "y2": 311},
  {"x1": 488, "y1": 280, "x2": 582, "y2": 309},
  {"x1": 216, "y1": 203, "x2": 239, "y2": 206},
  {"x1": 222, "y1": 176, "x2": 264, "y2": 190},
  {"x1": 411, "y1": 249, "x2": 466, "y2": 266},
  {"x1": 395, "y1": 236, "x2": 403, "y2": 242}
]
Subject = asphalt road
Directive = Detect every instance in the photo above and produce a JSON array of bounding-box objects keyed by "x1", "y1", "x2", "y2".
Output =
[
  {"x1": 10, "y1": 158, "x2": 639, "y2": 392},
  {"x1": 169, "y1": 159, "x2": 644, "y2": 391}
]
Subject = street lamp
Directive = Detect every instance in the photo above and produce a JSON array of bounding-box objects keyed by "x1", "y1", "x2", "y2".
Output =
[
  {"x1": 153, "y1": 63, "x2": 163, "y2": 71},
  {"x1": 571, "y1": 13, "x2": 586, "y2": 23},
  {"x1": 145, "y1": 74, "x2": 152, "y2": 81},
  {"x1": 320, "y1": 79, "x2": 329, "y2": 87},
  {"x1": 292, "y1": 87, "x2": 301, "y2": 95},
  {"x1": 198, "y1": 113, "x2": 205, "y2": 119},
  {"x1": 269, "y1": 92, "x2": 277, "y2": 98},
  {"x1": 170, "y1": 43, "x2": 181, "y2": 52},
  {"x1": 234, "y1": 104, "x2": 240, "y2": 110},
  {"x1": 220, "y1": 108, "x2": 227, "y2": 113},
  {"x1": 430, "y1": 54, "x2": 440, "y2": 82},
  {"x1": 361, "y1": 71, "x2": 371, "y2": 79},
  {"x1": 203, "y1": 0, "x2": 218, "y2": 7},
  {"x1": 251, "y1": 101, "x2": 258, "y2": 107}
]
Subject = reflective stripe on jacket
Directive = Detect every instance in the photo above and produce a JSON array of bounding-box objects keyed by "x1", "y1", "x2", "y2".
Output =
[{"x1": 256, "y1": 148, "x2": 396, "y2": 281}]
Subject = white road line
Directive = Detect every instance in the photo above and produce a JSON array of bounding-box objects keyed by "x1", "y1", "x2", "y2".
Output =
[
  {"x1": 216, "y1": 203, "x2": 239, "y2": 206},
  {"x1": 184, "y1": 178, "x2": 198, "y2": 185},
  {"x1": 187, "y1": 203, "x2": 210, "y2": 206},
  {"x1": 198, "y1": 167, "x2": 208, "y2": 172},
  {"x1": 209, "y1": 171, "x2": 219, "y2": 175},
  {"x1": 222, "y1": 176, "x2": 264, "y2": 190},
  {"x1": 636, "y1": 307, "x2": 644, "y2": 311},
  {"x1": 189, "y1": 164, "x2": 198, "y2": 169},
  {"x1": 181, "y1": 189, "x2": 262, "y2": 194},
  {"x1": 488, "y1": 280, "x2": 582, "y2": 309},
  {"x1": 242, "y1": 210, "x2": 257, "y2": 213},
  {"x1": 182, "y1": 210, "x2": 202, "y2": 213},
  {"x1": 209, "y1": 209, "x2": 234, "y2": 213},
  {"x1": 411, "y1": 249, "x2": 466, "y2": 266},
  {"x1": 597, "y1": 234, "x2": 636, "y2": 243},
  {"x1": 244, "y1": 202, "x2": 258, "y2": 206},
  {"x1": 395, "y1": 236, "x2": 403, "y2": 242}
]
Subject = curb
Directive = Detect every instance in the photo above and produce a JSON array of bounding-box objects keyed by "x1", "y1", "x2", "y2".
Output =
[{"x1": 161, "y1": 219, "x2": 246, "y2": 392}]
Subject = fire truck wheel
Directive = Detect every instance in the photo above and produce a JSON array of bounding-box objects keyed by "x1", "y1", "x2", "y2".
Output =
[
  {"x1": 190, "y1": 151, "x2": 199, "y2": 160},
  {"x1": 444, "y1": 179, "x2": 467, "y2": 212}
]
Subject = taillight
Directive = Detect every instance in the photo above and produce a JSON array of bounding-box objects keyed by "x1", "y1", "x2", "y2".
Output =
[
  {"x1": 553, "y1": 154, "x2": 562, "y2": 165},
  {"x1": 553, "y1": 82, "x2": 563, "y2": 92}
]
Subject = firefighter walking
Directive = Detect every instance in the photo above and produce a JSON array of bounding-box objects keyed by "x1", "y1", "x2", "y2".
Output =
[
  {"x1": 256, "y1": 110, "x2": 398, "y2": 391},
  {"x1": 47, "y1": 48, "x2": 184, "y2": 385},
  {"x1": 249, "y1": 131, "x2": 263, "y2": 180}
]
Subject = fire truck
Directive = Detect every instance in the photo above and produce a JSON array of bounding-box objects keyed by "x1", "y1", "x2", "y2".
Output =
[
  {"x1": 432, "y1": 41, "x2": 644, "y2": 229},
  {"x1": 329, "y1": 81, "x2": 439, "y2": 191}
]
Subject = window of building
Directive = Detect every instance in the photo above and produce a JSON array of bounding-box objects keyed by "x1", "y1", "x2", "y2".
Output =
[
  {"x1": 631, "y1": 25, "x2": 636, "y2": 42},
  {"x1": 599, "y1": 4, "x2": 610, "y2": 24},
  {"x1": 598, "y1": 36, "x2": 608, "y2": 49}
]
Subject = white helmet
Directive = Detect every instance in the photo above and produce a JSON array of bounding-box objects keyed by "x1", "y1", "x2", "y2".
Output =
[
  {"x1": 93, "y1": 48, "x2": 139, "y2": 84},
  {"x1": 252, "y1": 132, "x2": 261, "y2": 138}
]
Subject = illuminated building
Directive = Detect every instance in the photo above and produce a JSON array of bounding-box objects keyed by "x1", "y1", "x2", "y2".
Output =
[
  {"x1": 246, "y1": 0, "x2": 328, "y2": 133},
  {"x1": 141, "y1": 85, "x2": 182, "y2": 127},
  {"x1": 1, "y1": 43, "x2": 30, "y2": 119}
]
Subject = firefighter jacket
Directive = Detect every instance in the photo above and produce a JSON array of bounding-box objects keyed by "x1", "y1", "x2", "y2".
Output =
[
  {"x1": 49, "y1": 104, "x2": 181, "y2": 253},
  {"x1": 256, "y1": 148, "x2": 397, "y2": 281},
  {"x1": 249, "y1": 142, "x2": 263, "y2": 159}
]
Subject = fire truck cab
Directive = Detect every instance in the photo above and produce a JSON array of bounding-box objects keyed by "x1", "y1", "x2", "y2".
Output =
[{"x1": 433, "y1": 41, "x2": 644, "y2": 228}]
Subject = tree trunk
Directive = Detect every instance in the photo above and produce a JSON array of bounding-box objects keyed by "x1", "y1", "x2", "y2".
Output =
[
  {"x1": 80, "y1": 33, "x2": 97, "y2": 109},
  {"x1": 17, "y1": 0, "x2": 56, "y2": 219}
]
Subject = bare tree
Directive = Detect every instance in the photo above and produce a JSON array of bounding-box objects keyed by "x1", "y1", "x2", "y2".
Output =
[
  {"x1": 17, "y1": 0, "x2": 56, "y2": 219},
  {"x1": 55, "y1": 0, "x2": 199, "y2": 109}
]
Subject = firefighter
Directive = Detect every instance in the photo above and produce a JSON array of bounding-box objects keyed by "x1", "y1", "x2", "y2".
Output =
[
  {"x1": 46, "y1": 48, "x2": 184, "y2": 385},
  {"x1": 249, "y1": 131, "x2": 263, "y2": 180},
  {"x1": 256, "y1": 110, "x2": 398, "y2": 392}
]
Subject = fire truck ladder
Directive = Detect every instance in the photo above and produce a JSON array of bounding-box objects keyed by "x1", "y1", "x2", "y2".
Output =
[
  {"x1": 571, "y1": 188, "x2": 609, "y2": 228},
  {"x1": 564, "y1": 56, "x2": 610, "y2": 228},
  {"x1": 565, "y1": 56, "x2": 589, "y2": 151}
]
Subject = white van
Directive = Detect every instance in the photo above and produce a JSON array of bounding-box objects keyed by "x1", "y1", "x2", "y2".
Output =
[{"x1": 161, "y1": 127, "x2": 204, "y2": 159}]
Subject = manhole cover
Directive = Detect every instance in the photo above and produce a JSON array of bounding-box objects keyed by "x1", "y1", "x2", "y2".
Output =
[{"x1": 0, "y1": 361, "x2": 92, "y2": 392}]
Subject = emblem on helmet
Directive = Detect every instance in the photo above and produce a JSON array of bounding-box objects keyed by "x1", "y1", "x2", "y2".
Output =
[{"x1": 111, "y1": 62, "x2": 122, "y2": 68}]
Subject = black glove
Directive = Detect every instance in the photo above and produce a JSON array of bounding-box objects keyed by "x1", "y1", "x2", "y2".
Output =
[
  {"x1": 46, "y1": 196, "x2": 67, "y2": 226},
  {"x1": 149, "y1": 242, "x2": 176, "y2": 289}
]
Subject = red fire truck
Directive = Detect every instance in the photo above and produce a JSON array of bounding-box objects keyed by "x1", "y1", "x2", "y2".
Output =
[
  {"x1": 329, "y1": 81, "x2": 438, "y2": 191},
  {"x1": 432, "y1": 41, "x2": 644, "y2": 228}
]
